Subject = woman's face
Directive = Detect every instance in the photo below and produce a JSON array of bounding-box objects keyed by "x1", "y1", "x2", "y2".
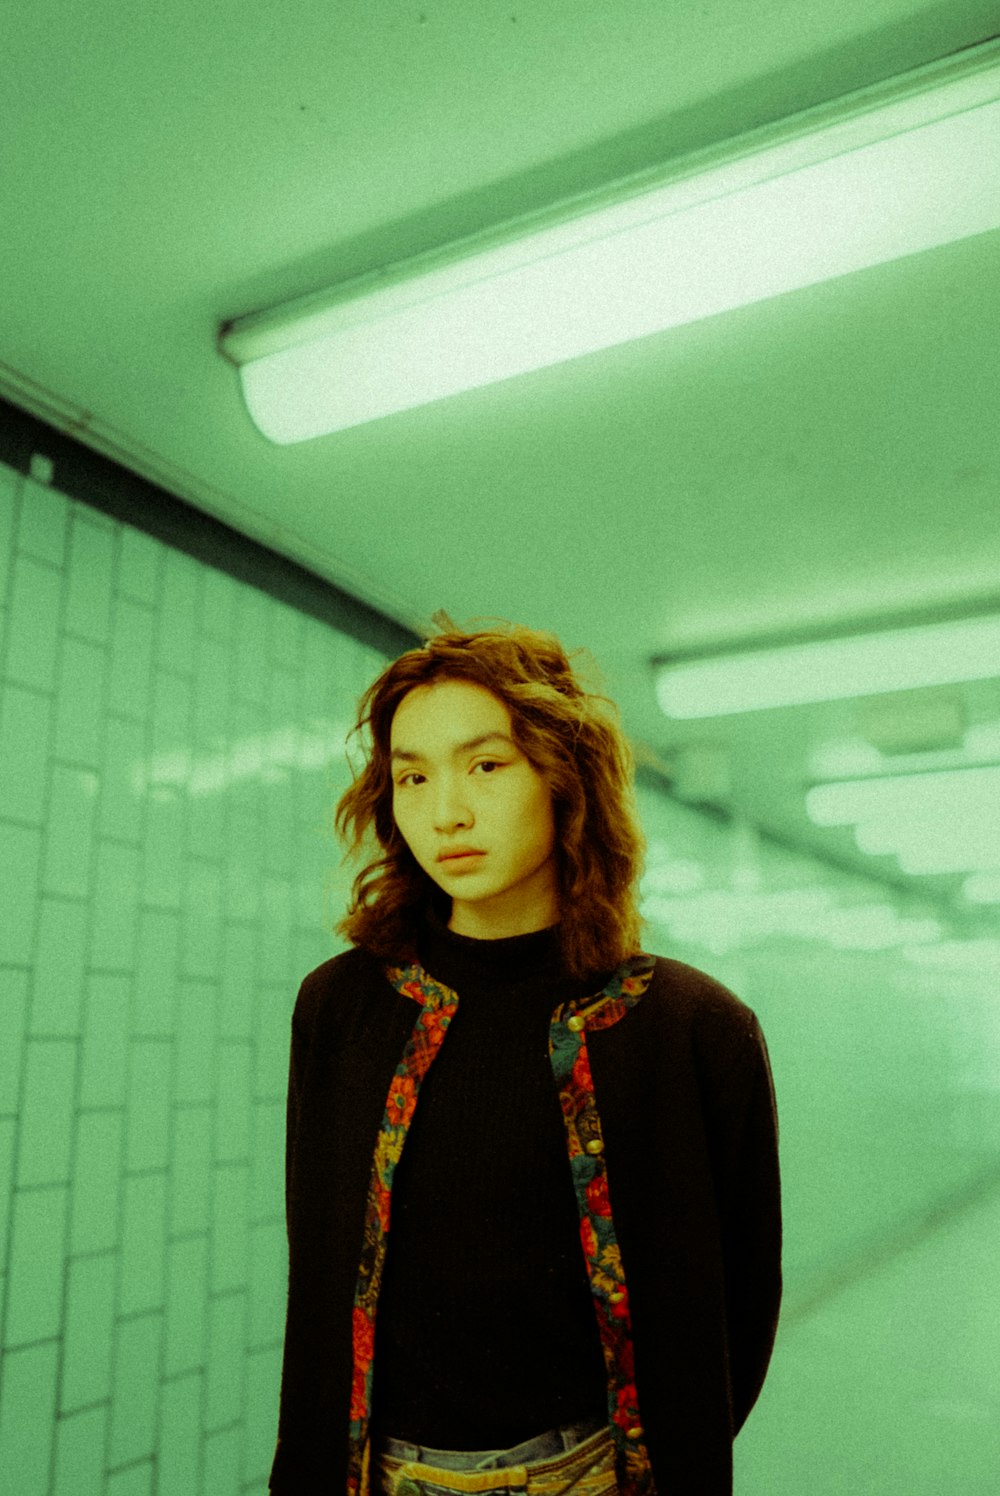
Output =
[{"x1": 389, "y1": 678, "x2": 558, "y2": 937}]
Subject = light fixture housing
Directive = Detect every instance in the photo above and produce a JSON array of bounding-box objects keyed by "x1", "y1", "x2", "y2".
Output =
[
  {"x1": 220, "y1": 42, "x2": 1000, "y2": 442},
  {"x1": 654, "y1": 611, "x2": 1000, "y2": 718}
]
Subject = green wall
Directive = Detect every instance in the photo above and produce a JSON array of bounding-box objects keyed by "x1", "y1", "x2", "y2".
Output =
[{"x1": 0, "y1": 457, "x2": 389, "y2": 1494}]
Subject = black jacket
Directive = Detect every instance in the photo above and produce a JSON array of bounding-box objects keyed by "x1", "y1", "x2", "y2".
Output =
[{"x1": 269, "y1": 944, "x2": 782, "y2": 1496}]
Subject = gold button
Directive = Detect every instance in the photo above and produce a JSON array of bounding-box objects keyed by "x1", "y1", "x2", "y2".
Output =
[
  {"x1": 567, "y1": 1014, "x2": 585, "y2": 1032},
  {"x1": 626, "y1": 1426, "x2": 644, "y2": 1441},
  {"x1": 608, "y1": 1290, "x2": 624, "y2": 1304},
  {"x1": 585, "y1": 1138, "x2": 604, "y2": 1156}
]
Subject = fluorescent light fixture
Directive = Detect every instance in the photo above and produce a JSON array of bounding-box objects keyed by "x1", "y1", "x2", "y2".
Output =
[
  {"x1": 656, "y1": 612, "x2": 1000, "y2": 718},
  {"x1": 806, "y1": 765, "x2": 1000, "y2": 875},
  {"x1": 806, "y1": 765, "x2": 1000, "y2": 826},
  {"x1": 220, "y1": 43, "x2": 1000, "y2": 442},
  {"x1": 964, "y1": 872, "x2": 1000, "y2": 903}
]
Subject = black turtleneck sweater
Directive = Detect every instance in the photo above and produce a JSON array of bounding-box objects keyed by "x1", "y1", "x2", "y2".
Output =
[{"x1": 369, "y1": 907, "x2": 610, "y2": 1449}]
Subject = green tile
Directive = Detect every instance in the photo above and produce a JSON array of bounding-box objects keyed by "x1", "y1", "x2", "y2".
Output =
[
  {"x1": 98, "y1": 713, "x2": 146, "y2": 843},
  {"x1": 17, "y1": 1039, "x2": 77, "y2": 1187},
  {"x1": 16, "y1": 477, "x2": 69, "y2": 567},
  {"x1": 164, "y1": 1234, "x2": 208, "y2": 1376},
  {"x1": 0, "y1": 463, "x2": 17, "y2": 609},
  {"x1": 249, "y1": 1218, "x2": 285, "y2": 1347},
  {"x1": 80, "y1": 973, "x2": 131, "y2": 1108},
  {"x1": 118, "y1": 1172, "x2": 166, "y2": 1316},
  {"x1": 0, "y1": 971, "x2": 28, "y2": 1109},
  {"x1": 186, "y1": 777, "x2": 225, "y2": 860},
  {"x1": 169, "y1": 1105, "x2": 212, "y2": 1236},
  {"x1": 157, "y1": 1373, "x2": 202, "y2": 1496},
  {"x1": 215, "y1": 1042, "x2": 251, "y2": 1163},
  {"x1": 117, "y1": 524, "x2": 162, "y2": 605},
  {"x1": 0, "y1": 822, "x2": 42, "y2": 964},
  {"x1": 250, "y1": 1102, "x2": 283, "y2": 1223},
  {"x1": 30, "y1": 896, "x2": 89, "y2": 1036},
  {"x1": 108, "y1": 594, "x2": 156, "y2": 720},
  {"x1": 42, "y1": 765, "x2": 99, "y2": 899},
  {"x1": 69, "y1": 1109, "x2": 124, "y2": 1255},
  {"x1": 205, "y1": 1290, "x2": 247, "y2": 1429},
  {"x1": 254, "y1": 987, "x2": 289, "y2": 1101},
  {"x1": 156, "y1": 550, "x2": 198, "y2": 674},
  {"x1": 53, "y1": 1404, "x2": 108, "y2": 1496},
  {"x1": 0, "y1": 684, "x2": 53, "y2": 822},
  {"x1": 175, "y1": 979, "x2": 216, "y2": 1106},
  {"x1": 53, "y1": 634, "x2": 108, "y2": 766},
  {"x1": 106, "y1": 1461, "x2": 154, "y2": 1496},
  {"x1": 262, "y1": 779, "x2": 295, "y2": 879},
  {"x1": 267, "y1": 664, "x2": 299, "y2": 729},
  {"x1": 260, "y1": 876, "x2": 293, "y2": 983},
  {"x1": 125, "y1": 1039, "x2": 172, "y2": 1171},
  {"x1": 4, "y1": 552, "x2": 63, "y2": 691},
  {"x1": 181, "y1": 858, "x2": 222, "y2": 979},
  {"x1": 219, "y1": 921, "x2": 256, "y2": 1040},
  {"x1": 134, "y1": 908, "x2": 180, "y2": 1037},
  {"x1": 203, "y1": 1426, "x2": 240, "y2": 1496},
  {"x1": 225, "y1": 814, "x2": 263, "y2": 921},
  {"x1": 0, "y1": 1119, "x2": 14, "y2": 1265},
  {"x1": 0, "y1": 1341, "x2": 60, "y2": 1496},
  {"x1": 109, "y1": 1311, "x2": 162, "y2": 1467},
  {"x1": 60, "y1": 1251, "x2": 116, "y2": 1410},
  {"x1": 64, "y1": 513, "x2": 115, "y2": 643},
  {"x1": 233, "y1": 588, "x2": 269, "y2": 704},
  {"x1": 269, "y1": 599, "x2": 305, "y2": 669},
  {"x1": 209, "y1": 1163, "x2": 248, "y2": 1295},
  {"x1": 193, "y1": 634, "x2": 232, "y2": 747},
  {"x1": 5, "y1": 1184, "x2": 68, "y2": 1344},
  {"x1": 142, "y1": 787, "x2": 183, "y2": 910},
  {"x1": 90, "y1": 840, "x2": 140, "y2": 971},
  {"x1": 150, "y1": 668, "x2": 192, "y2": 775},
  {"x1": 199, "y1": 564, "x2": 236, "y2": 643},
  {"x1": 243, "y1": 1346, "x2": 282, "y2": 1489},
  {"x1": 228, "y1": 699, "x2": 264, "y2": 813}
]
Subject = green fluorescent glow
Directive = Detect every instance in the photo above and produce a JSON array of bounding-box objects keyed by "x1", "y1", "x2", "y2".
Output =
[
  {"x1": 964, "y1": 872, "x2": 1000, "y2": 903},
  {"x1": 897, "y1": 842, "x2": 1000, "y2": 876},
  {"x1": 656, "y1": 615, "x2": 1000, "y2": 718},
  {"x1": 806, "y1": 765, "x2": 1000, "y2": 826},
  {"x1": 221, "y1": 50, "x2": 1000, "y2": 441},
  {"x1": 807, "y1": 766, "x2": 1000, "y2": 876}
]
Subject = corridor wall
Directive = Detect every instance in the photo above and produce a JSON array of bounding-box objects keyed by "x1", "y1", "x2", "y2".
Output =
[{"x1": 0, "y1": 453, "x2": 397, "y2": 1495}]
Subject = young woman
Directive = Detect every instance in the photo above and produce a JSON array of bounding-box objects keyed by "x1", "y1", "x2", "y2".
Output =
[{"x1": 269, "y1": 622, "x2": 782, "y2": 1496}]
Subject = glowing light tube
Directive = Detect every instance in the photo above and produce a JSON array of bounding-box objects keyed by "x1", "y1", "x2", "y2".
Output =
[
  {"x1": 220, "y1": 46, "x2": 1000, "y2": 442},
  {"x1": 655, "y1": 614, "x2": 1000, "y2": 718}
]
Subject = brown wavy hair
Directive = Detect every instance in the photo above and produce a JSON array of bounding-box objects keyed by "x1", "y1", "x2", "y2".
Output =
[{"x1": 333, "y1": 620, "x2": 647, "y2": 980}]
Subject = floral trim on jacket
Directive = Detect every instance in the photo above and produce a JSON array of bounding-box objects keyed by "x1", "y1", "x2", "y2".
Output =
[
  {"x1": 549, "y1": 955, "x2": 657, "y2": 1496},
  {"x1": 345, "y1": 954, "x2": 658, "y2": 1496}
]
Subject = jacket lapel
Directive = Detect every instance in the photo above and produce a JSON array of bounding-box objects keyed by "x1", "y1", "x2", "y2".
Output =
[{"x1": 345, "y1": 954, "x2": 657, "y2": 1496}]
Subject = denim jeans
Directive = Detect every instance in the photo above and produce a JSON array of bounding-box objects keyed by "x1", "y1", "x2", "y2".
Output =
[{"x1": 375, "y1": 1417, "x2": 617, "y2": 1496}]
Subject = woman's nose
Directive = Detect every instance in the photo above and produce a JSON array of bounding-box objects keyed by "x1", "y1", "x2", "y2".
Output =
[{"x1": 432, "y1": 779, "x2": 472, "y2": 831}]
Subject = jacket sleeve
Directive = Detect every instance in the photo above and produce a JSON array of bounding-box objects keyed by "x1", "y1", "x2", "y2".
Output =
[
  {"x1": 284, "y1": 988, "x2": 307, "y2": 1236},
  {"x1": 708, "y1": 1008, "x2": 783, "y2": 1434}
]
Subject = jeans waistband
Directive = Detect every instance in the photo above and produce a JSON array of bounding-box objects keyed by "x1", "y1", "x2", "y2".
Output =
[{"x1": 377, "y1": 1415, "x2": 607, "y2": 1472}]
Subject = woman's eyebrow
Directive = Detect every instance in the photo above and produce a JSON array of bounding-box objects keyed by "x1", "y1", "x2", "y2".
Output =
[{"x1": 390, "y1": 732, "x2": 516, "y2": 764}]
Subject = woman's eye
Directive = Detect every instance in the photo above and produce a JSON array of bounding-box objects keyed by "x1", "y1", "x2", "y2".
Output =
[{"x1": 396, "y1": 762, "x2": 502, "y2": 786}]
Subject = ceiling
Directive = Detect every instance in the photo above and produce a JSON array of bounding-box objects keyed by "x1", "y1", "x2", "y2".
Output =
[{"x1": 3, "y1": 0, "x2": 999, "y2": 922}]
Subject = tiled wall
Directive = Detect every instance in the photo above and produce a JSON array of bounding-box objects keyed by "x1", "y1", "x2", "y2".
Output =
[
  {"x1": 3, "y1": 452, "x2": 997, "y2": 1492},
  {"x1": 635, "y1": 783, "x2": 1000, "y2": 1315},
  {"x1": 0, "y1": 458, "x2": 389, "y2": 1495}
]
